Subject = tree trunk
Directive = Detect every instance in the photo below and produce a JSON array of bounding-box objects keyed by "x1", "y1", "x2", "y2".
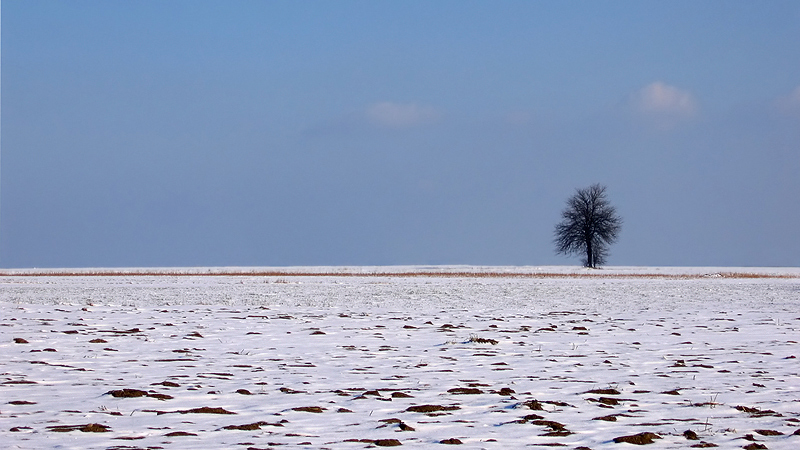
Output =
[{"x1": 586, "y1": 238, "x2": 594, "y2": 268}]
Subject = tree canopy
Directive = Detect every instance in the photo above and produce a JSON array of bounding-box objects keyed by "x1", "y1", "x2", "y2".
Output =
[{"x1": 554, "y1": 184, "x2": 622, "y2": 268}]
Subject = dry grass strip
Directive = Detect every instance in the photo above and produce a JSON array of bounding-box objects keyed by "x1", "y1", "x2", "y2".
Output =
[{"x1": 3, "y1": 270, "x2": 796, "y2": 279}]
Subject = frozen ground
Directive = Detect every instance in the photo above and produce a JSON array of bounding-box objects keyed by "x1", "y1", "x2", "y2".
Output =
[{"x1": 1, "y1": 267, "x2": 799, "y2": 449}]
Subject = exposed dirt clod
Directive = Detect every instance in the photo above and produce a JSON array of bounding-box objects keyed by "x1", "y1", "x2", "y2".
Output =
[
  {"x1": 405, "y1": 405, "x2": 460, "y2": 414},
  {"x1": 398, "y1": 422, "x2": 415, "y2": 431},
  {"x1": 754, "y1": 429, "x2": 783, "y2": 436},
  {"x1": 374, "y1": 438, "x2": 402, "y2": 446},
  {"x1": 735, "y1": 405, "x2": 781, "y2": 417},
  {"x1": 448, "y1": 387, "x2": 482, "y2": 395},
  {"x1": 469, "y1": 336, "x2": 498, "y2": 345},
  {"x1": 613, "y1": 432, "x2": 661, "y2": 445},
  {"x1": 180, "y1": 406, "x2": 236, "y2": 414},
  {"x1": 523, "y1": 400, "x2": 544, "y2": 410},
  {"x1": 585, "y1": 388, "x2": 620, "y2": 395},
  {"x1": 222, "y1": 422, "x2": 267, "y2": 431},
  {"x1": 107, "y1": 388, "x2": 148, "y2": 398},
  {"x1": 593, "y1": 415, "x2": 617, "y2": 421},
  {"x1": 47, "y1": 423, "x2": 111, "y2": 433},
  {"x1": 291, "y1": 406, "x2": 325, "y2": 413},
  {"x1": 165, "y1": 431, "x2": 197, "y2": 436},
  {"x1": 529, "y1": 420, "x2": 567, "y2": 431},
  {"x1": 742, "y1": 444, "x2": 768, "y2": 450},
  {"x1": 391, "y1": 391, "x2": 413, "y2": 398}
]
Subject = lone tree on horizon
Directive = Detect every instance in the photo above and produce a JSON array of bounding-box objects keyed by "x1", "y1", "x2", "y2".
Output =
[{"x1": 554, "y1": 183, "x2": 622, "y2": 268}]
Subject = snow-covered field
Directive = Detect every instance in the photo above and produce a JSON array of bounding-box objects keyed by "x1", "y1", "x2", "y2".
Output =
[{"x1": 2, "y1": 267, "x2": 799, "y2": 449}]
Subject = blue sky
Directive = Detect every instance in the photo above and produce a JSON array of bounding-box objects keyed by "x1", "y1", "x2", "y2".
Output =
[{"x1": 2, "y1": 1, "x2": 799, "y2": 268}]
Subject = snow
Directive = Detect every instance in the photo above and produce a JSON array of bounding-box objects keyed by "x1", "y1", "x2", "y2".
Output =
[{"x1": 1, "y1": 266, "x2": 799, "y2": 449}]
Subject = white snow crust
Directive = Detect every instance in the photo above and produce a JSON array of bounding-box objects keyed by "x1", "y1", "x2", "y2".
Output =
[{"x1": 1, "y1": 266, "x2": 799, "y2": 449}]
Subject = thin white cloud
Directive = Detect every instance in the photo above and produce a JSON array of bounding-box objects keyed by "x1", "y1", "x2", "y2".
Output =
[
  {"x1": 630, "y1": 82, "x2": 698, "y2": 130},
  {"x1": 775, "y1": 85, "x2": 800, "y2": 115},
  {"x1": 365, "y1": 102, "x2": 442, "y2": 128},
  {"x1": 786, "y1": 85, "x2": 800, "y2": 105},
  {"x1": 633, "y1": 81, "x2": 698, "y2": 116}
]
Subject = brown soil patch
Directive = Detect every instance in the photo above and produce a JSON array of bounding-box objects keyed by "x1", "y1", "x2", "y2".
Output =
[
  {"x1": 448, "y1": 387, "x2": 482, "y2": 395},
  {"x1": 398, "y1": 422, "x2": 415, "y2": 431},
  {"x1": 292, "y1": 406, "x2": 325, "y2": 413},
  {"x1": 684, "y1": 430, "x2": 699, "y2": 440},
  {"x1": 82, "y1": 423, "x2": 112, "y2": 433},
  {"x1": 405, "y1": 404, "x2": 460, "y2": 414},
  {"x1": 47, "y1": 423, "x2": 111, "y2": 433},
  {"x1": 754, "y1": 429, "x2": 783, "y2": 436},
  {"x1": 440, "y1": 438, "x2": 463, "y2": 444},
  {"x1": 530, "y1": 420, "x2": 567, "y2": 431},
  {"x1": 541, "y1": 431, "x2": 572, "y2": 437},
  {"x1": 517, "y1": 414, "x2": 545, "y2": 423},
  {"x1": 523, "y1": 400, "x2": 544, "y2": 410},
  {"x1": 391, "y1": 391, "x2": 413, "y2": 398},
  {"x1": 380, "y1": 419, "x2": 415, "y2": 431},
  {"x1": 106, "y1": 388, "x2": 172, "y2": 400},
  {"x1": 180, "y1": 406, "x2": 235, "y2": 414},
  {"x1": 742, "y1": 444, "x2": 768, "y2": 450},
  {"x1": 585, "y1": 388, "x2": 620, "y2": 395},
  {"x1": 279, "y1": 387, "x2": 305, "y2": 394},
  {"x1": 165, "y1": 431, "x2": 197, "y2": 437},
  {"x1": 222, "y1": 422, "x2": 268, "y2": 430},
  {"x1": 593, "y1": 415, "x2": 618, "y2": 421},
  {"x1": 101, "y1": 328, "x2": 141, "y2": 334},
  {"x1": 379, "y1": 418, "x2": 403, "y2": 424},
  {"x1": 469, "y1": 336, "x2": 498, "y2": 345},
  {"x1": 735, "y1": 405, "x2": 782, "y2": 417},
  {"x1": 589, "y1": 397, "x2": 619, "y2": 406},
  {"x1": 613, "y1": 432, "x2": 662, "y2": 444},
  {"x1": 107, "y1": 389, "x2": 148, "y2": 398},
  {"x1": 148, "y1": 393, "x2": 173, "y2": 400}
]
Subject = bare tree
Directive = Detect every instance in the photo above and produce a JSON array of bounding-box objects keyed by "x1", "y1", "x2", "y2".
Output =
[{"x1": 554, "y1": 184, "x2": 622, "y2": 268}]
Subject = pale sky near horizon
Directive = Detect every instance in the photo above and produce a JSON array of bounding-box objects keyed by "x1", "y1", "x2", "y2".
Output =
[{"x1": 2, "y1": 1, "x2": 799, "y2": 268}]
